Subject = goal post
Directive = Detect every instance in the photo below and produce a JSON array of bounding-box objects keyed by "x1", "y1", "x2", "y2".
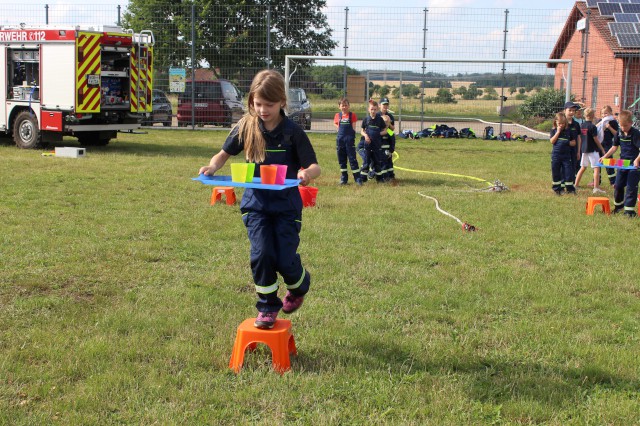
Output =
[{"x1": 285, "y1": 55, "x2": 573, "y2": 136}]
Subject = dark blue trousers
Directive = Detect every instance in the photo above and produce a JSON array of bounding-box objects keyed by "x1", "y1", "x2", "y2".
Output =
[
  {"x1": 551, "y1": 154, "x2": 575, "y2": 193},
  {"x1": 336, "y1": 135, "x2": 360, "y2": 182},
  {"x1": 242, "y1": 209, "x2": 310, "y2": 312},
  {"x1": 614, "y1": 168, "x2": 639, "y2": 213}
]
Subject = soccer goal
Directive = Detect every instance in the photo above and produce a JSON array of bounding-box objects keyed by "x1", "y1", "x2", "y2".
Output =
[{"x1": 285, "y1": 55, "x2": 573, "y2": 137}]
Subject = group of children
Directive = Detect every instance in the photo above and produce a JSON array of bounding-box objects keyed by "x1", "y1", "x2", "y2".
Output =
[
  {"x1": 333, "y1": 97, "x2": 396, "y2": 185},
  {"x1": 198, "y1": 68, "x2": 640, "y2": 330},
  {"x1": 550, "y1": 102, "x2": 640, "y2": 217}
]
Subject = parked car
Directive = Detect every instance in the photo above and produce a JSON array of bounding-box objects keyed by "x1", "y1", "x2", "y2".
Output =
[
  {"x1": 143, "y1": 89, "x2": 172, "y2": 127},
  {"x1": 177, "y1": 79, "x2": 245, "y2": 127},
  {"x1": 287, "y1": 88, "x2": 312, "y2": 130}
]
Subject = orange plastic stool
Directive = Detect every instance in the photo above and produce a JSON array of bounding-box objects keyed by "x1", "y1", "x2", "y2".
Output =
[
  {"x1": 210, "y1": 186, "x2": 236, "y2": 205},
  {"x1": 586, "y1": 197, "x2": 610, "y2": 215},
  {"x1": 229, "y1": 318, "x2": 297, "y2": 374}
]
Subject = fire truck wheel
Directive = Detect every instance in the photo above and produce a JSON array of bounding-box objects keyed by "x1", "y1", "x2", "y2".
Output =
[{"x1": 13, "y1": 111, "x2": 43, "y2": 149}]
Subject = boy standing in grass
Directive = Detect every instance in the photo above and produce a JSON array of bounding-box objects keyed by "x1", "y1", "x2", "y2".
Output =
[
  {"x1": 575, "y1": 108, "x2": 606, "y2": 194},
  {"x1": 379, "y1": 97, "x2": 397, "y2": 183},
  {"x1": 360, "y1": 100, "x2": 388, "y2": 183},
  {"x1": 600, "y1": 110, "x2": 640, "y2": 217},
  {"x1": 564, "y1": 102, "x2": 582, "y2": 178}
]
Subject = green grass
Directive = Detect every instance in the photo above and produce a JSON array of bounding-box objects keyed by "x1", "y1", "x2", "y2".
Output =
[{"x1": 1, "y1": 131, "x2": 639, "y2": 424}]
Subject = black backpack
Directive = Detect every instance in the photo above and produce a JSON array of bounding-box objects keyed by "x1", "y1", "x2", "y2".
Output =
[
  {"x1": 460, "y1": 128, "x2": 476, "y2": 138},
  {"x1": 483, "y1": 126, "x2": 495, "y2": 140}
]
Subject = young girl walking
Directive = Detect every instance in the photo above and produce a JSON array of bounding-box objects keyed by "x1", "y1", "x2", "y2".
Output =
[{"x1": 198, "y1": 70, "x2": 321, "y2": 329}]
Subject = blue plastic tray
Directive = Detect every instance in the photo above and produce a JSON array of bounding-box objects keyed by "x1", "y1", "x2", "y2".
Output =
[
  {"x1": 192, "y1": 174, "x2": 300, "y2": 190},
  {"x1": 599, "y1": 163, "x2": 637, "y2": 170}
]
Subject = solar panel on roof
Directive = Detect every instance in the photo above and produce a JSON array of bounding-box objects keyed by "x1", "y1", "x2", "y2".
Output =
[
  {"x1": 586, "y1": 0, "x2": 599, "y2": 5},
  {"x1": 614, "y1": 12, "x2": 640, "y2": 22},
  {"x1": 609, "y1": 22, "x2": 637, "y2": 34},
  {"x1": 599, "y1": 3, "x2": 623, "y2": 16},
  {"x1": 617, "y1": 32, "x2": 640, "y2": 46},
  {"x1": 634, "y1": 22, "x2": 640, "y2": 32},
  {"x1": 622, "y1": 3, "x2": 640, "y2": 12},
  {"x1": 629, "y1": 0, "x2": 640, "y2": 4}
]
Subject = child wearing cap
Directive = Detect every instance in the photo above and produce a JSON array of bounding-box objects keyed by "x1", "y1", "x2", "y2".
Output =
[
  {"x1": 575, "y1": 108, "x2": 606, "y2": 194},
  {"x1": 564, "y1": 102, "x2": 582, "y2": 178},
  {"x1": 600, "y1": 110, "x2": 640, "y2": 217},
  {"x1": 379, "y1": 97, "x2": 397, "y2": 183}
]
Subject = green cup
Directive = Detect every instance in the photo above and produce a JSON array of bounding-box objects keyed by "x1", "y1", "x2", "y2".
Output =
[{"x1": 245, "y1": 163, "x2": 256, "y2": 182}]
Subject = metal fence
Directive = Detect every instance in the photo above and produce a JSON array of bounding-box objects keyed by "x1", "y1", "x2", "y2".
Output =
[{"x1": 2, "y1": 2, "x2": 639, "y2": 136}]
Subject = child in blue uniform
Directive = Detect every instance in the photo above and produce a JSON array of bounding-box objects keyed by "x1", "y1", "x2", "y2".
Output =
[
  {"x1": 550, "y1": 112, "x2": 577, "y2": 195},
  {"x1": 564, "y1": 102, "x2": 582, "y2": 177},
  {"x1": 198, "y1": 70, "x2": 321, "y2": 329},
  {"x1": 333, "y1": 98, "x2": 362, "y2": 185},
  {"x1": 379, "y1": 97, "x2": 396, "y2": 182},
  {"x1": 600, "y1": 110, "x2": 640, "y2": 217},
  {"x1": 359, "y1": 100, "x2": 387, "y2": 183}
]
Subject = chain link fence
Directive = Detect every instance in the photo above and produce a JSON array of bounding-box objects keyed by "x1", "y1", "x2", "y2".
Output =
[{"x1": 2, "y1": 2, "x2": 639, "y2": 137}]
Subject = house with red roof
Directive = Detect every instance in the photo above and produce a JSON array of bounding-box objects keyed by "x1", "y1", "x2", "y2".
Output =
[{"x1": 549, "y1": 1, "x2": 640, "y2": 114}]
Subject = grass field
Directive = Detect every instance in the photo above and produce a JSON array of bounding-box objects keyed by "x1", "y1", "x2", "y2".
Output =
[{"x1": 1, "y1": 131, "x2": 639, "y2": 424}]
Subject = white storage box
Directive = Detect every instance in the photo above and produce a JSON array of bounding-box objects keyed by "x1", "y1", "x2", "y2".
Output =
[{"x1": 55, "y1": 147, "x2": 86, "y2": 158}]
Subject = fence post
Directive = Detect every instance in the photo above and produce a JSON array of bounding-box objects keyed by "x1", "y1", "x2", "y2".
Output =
[
  {"x1": 45, "y1": 4, "x2": 49, "y2": 25},
  {"x1": 190, "y1": 3, "x2": 196, "y2": 129},
  {"x1": 343, "y1": 7, "x2": 349, "y2": 97},
  {"x1": 117, "y1": 5, "x2": 121, "y2": 27},
  {"x1": 499, "y1": 9, "x2": 509, "y2": 135},
  {"x1": 420, "y1": 8, "x2": 428, "y2": 129},
  {"x1": 581, "y1": 9, "x2": 590, "y2": 105},
  {"x1": 266, "y1": 6, "x2": 271, "y2": 69},
  {"x1": 399, "y1": 71, "x2": 403, "y2": 132}
]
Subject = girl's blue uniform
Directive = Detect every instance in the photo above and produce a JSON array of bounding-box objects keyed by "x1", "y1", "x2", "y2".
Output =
[
  {"x1": 550, "y1": 127, "x2": 576, "y2": 194},
  {"x1": 335, "y1": 112, "x2": 361, "y2": 183},
  {"x1": 222, "y1": 111, "x2": 318, "y2": 312}
]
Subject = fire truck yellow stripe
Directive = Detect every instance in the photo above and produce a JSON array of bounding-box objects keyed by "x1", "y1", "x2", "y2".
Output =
[{"x1": 76, "y1": 32, "x2": 102, "y2": 113}]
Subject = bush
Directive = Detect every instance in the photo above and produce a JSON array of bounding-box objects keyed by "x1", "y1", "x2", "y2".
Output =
[{"x1": 518, "y1": 88, "x2": 571, "y2": 119}]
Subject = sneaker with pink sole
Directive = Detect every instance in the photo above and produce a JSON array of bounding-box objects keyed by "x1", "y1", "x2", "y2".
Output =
[
  {"x1": 254, "y1": 311, "x2": 278, "y2": 329},
  {"x1": 282, "y1": 292, "x2": 304, "y2": 314}
]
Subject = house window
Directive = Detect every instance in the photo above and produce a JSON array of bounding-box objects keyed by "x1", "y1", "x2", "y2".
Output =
[{"x1": 591, "y1": 77, "x2": 598, "y2": 109}]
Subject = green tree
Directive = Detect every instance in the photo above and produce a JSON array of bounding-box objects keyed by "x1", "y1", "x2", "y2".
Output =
[
  {"x1": 379, "y1": 85, "x2": 391, "y2": 98},
  {"x1": 435, "y1": 88, "x2": 456, "y2": 104},
  {"x1": 462, "y1": 84, "x2": 482, "y2": 100},
  {"x1": 122, "y1": 0, "x2": 337, "y2": 88},
  {"x1": 519, "y1": 88, "x2": 526, "y2": 95},
  {"x1": 518, "y1": 88, "x2": 570, "y2": 119},
  {"x1": 309, "y1": 65, "x2": 360, "y2": 91},
  {"x1": 453, "y1": 86, "x2": 467, "y2": 97},
  {"x1": 509, "y1": 86, "x2": 517, "y2": 95}
]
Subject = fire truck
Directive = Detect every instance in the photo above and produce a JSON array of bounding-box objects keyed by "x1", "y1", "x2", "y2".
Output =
[{"x1": 0, "y1": 25, "x2": 154, "y2": 148}]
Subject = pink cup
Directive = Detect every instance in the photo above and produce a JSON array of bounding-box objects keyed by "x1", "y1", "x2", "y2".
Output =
[
  {"x1": 617, "y1": 159, "x2": 624, "y2": 167},
  {"x1": 274, "y1": 164, "x2": 288, "y2": 185}
]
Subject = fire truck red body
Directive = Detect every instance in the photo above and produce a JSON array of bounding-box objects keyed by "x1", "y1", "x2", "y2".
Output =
[{"x1": 0, "y1": 25, "x2": 153, "y2": 148}]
